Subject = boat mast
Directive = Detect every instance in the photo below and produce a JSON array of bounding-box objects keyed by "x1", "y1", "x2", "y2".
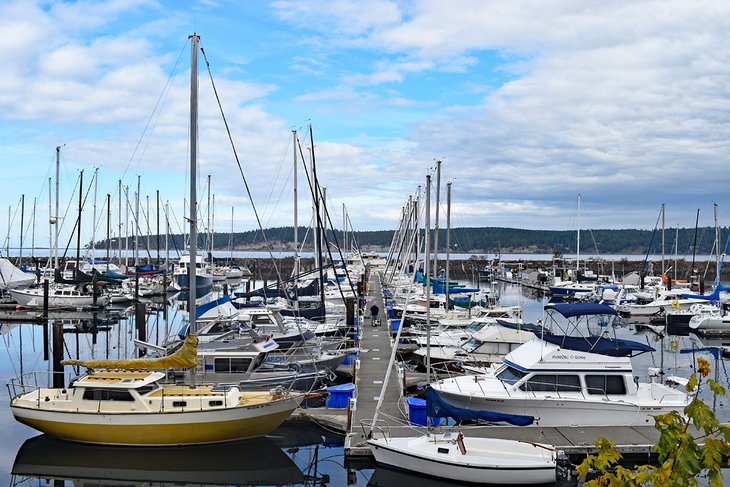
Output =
[
  {"x1": 92, "y1": 167, "x2": 98, "y2": 261},
  {"x1": 19, "y1": 194, "x2": 24, "y2": 267},
  {"x1": 293, "y1": 130, "x2": 299, "y2": 278},
  {"x1": 75, "y1": 170, "x2": 84, "y2": 280},
  {"x1": 445, "y1": 182, "x2": 452, "y2": 307},
  {"x1": 54, "y1": 146, "x2": 60, "y2": 270},
  {"x1": 48, "y1": 178, "x2": 52, "y2": 271},
  {"x1": 424, "y1": 174, "x2": 432, "y2": 382},
  {"x1": 576, "y1": 193, "x2": 581, "y2": 278},
  {"x1": 432, "y1": 159, "x2": 441, "y2": 277},
  {"x1": 188, "y1": 33, "x2": 200, "y2": 337}
]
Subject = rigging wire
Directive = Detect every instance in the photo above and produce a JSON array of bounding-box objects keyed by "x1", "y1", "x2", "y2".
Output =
[{"x1": 199, "y1": 43, "x2": 283, "y2": 285}]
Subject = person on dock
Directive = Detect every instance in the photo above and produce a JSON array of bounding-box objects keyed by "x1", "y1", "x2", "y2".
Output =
[{"x1": 369, "y1": 303, "x2": 380, "y2": 327}]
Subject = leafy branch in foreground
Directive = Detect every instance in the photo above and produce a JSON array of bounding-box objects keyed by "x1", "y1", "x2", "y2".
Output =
[{"x1": 577, "y1": 357, "x2": 730, "y2": 487}]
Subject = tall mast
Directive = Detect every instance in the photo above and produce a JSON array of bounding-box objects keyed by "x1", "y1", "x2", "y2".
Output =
[
  {"x1": 714, "y1": 202, "x2": 720, "y2": 285},
  {"x1": 19, "y1": 194, "x2": 24, "y2": 266},
  {"x1": 106, "y1": 193, "x2": 111, "y2": 270},
  {"x1": 188, "y1": 33, "x2": 200, "y2": 336},
  {"x1": 156, "y1": 190, "x2": 160, "y2": 265},
  {"x1": 134, "y1": 175, "x2": 140, "y2": 267},
  {"x1": 445, "y1": 182, "x2": 452, "y2": 306},
  {"x1": 92, "y1": 167, "x2": 98, "y2": 260},
  {"x1": 54, "y1": 146, "x2": 60, "y2": 269},
  {"x1": 424, "y1": 174, "x2": 432, "y2": 383},
  {"x1": 76, "y1": 170, "x2": 84, "y2": 279},
  {"x1": 576, "y1": 193, "x2": 581, "y2": 276},
  {"x1": 124, "y1": 185, "x2": 129, "y2": 268},
  {"x1": 293, "y1": 130, "x2": 299, "y2": 277},
  {"x1": 31, "y1": 197, "x2": 36, "y2": 263},
  {"x1": 48, "y1": 178, "x2": 52, "y2": 269},
  {"x1": 432, "y1": 159, "x2": 441, "y2": 277}
]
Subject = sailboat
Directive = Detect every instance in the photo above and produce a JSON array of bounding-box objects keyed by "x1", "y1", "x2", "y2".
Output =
[
  {"x1": 8, "y1": 34, "x2": 301, "y2": 446},
  {"x1": 367, "y1": 176, "x2": 556, "y2": 484}
]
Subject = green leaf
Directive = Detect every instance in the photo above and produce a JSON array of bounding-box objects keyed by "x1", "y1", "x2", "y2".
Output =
[{"x1": 686, "y1": 373, "x2": 699, "y2": 392}]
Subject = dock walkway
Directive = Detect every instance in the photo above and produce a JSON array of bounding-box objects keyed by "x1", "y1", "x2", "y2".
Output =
[{"x1": 342, "y1": 267, "x2": 696, "y2": 463}]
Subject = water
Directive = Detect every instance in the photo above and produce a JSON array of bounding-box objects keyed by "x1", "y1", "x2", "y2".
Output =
[{"x1": 1, "y1": 280, "x2": 728, "y2": 486}]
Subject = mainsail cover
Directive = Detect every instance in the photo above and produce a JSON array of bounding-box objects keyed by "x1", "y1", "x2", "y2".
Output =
[{"x1": 62, "y1": 335, "x2": 198, "y2": 370}]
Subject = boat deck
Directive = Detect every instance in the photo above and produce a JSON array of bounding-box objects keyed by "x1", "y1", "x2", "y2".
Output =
[{"x1": 342, "y1": 267, "x2": 705, "y2": 463}]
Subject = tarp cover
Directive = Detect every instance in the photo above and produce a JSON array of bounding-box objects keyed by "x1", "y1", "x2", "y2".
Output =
[
  {"x1": 541, "y1": 334, "x2": 654, "y2": 357},
  {"x1": 681, "y1": 284, "x2": 730, "y2": 301},
  {"x1": 62, "y1": 335, "x2": 199, "y2": 370},
  {"x1": 546, "y1": 302, "x2": 618, "y2": 317},
  {"x1": 425, "y1": 387, "x2": 534, "y2": 426}
]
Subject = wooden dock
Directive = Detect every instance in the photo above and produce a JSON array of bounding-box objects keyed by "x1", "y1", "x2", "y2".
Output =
[{"x1": 342, "y1": 266, "x2": 697, "y2": 464}]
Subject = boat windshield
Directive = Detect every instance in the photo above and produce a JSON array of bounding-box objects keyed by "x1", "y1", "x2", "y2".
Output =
[
  {"x1": 462, "y1": 337, "x2": 482, "y2": 353},
  {"x1": 464, "y1": 322, "x2": 486, "y2": 333},
  {"x1": 496, "y1": 365, "x2": 526, "y2": 385}
]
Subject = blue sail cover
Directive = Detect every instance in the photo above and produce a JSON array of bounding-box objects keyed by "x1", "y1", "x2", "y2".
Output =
[
  {"x1": 425, "y1": 387, "x2": 534, "y2": 426},
  {"x1": 542, "y1": 334, "x2": 655, "y2": 357},
  {"x1": 496, "y1": 319, "x2": 550, "y2": 335},
  {"x1": 681, "y1": 284, "x2": 730, "y2": 302},
  {"x1": 432, "y1": 282, "x2": 480, "y2": 294},
  {"x1": 547, "y1": 302, "x2": 618, "y2": 318}
]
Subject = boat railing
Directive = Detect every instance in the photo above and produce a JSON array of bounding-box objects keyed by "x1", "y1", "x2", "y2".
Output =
[
  {"x1": 6, "y1": 371, "x2": 69, "y2": 402},
  {"x1": 359, "y1": 418, "x2": 391, "y2": 442}
]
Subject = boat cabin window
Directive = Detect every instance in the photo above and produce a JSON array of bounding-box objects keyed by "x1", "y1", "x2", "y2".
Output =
[
  {"x1": 461, "y1": 338, "x2": 482, "y2": 353},
  {"x1": 251, "y1": 315, "x2": 275, "y2": 326},
  {"x1": 209, "y1": 400, "x2": 223, "y2": 407},
  {"x1": 82, "y1": 388, "x2": 135, "y2": 402},
  {"x1": 214, "y1": 357, "x2": 253, "y2": 373},
  {"x1": 172, "y1": 401, "x2": 187, "y2": 407},
  {"x1": 520, "y1": 374, "x2": 581, "y2": 392},
  {"x1": 135, "y1": 384, "x2": 160, "y2": 396},
  {"x1": 464, "y1": 322, "x2": 486, "y2": 333},
  {"x1": 585, "y1": 375, "x2": 627, "y2": 395},
  {"x1": 496, "y1": 366, "x2": 526, "y2": 385}
]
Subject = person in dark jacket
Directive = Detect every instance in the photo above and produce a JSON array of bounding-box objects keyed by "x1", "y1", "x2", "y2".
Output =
[{"x1": 369, "y1": 304, "x2": 380, "y2": 326}]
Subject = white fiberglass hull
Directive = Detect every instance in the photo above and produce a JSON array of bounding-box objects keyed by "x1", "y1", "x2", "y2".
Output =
[
  {"x1": 368, "y1": 434, "x2": 555, "y2": 485},
  {"x1": 432, "y1": 385, "x2": 688, "y2": 427},
  {"x1": 9, "y1": 288, "x2": 110, "y2": 308}
]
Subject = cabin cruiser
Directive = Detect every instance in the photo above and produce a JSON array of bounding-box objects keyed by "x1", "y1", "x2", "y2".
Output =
[{"x1": 429, "y1": 303, "x2": 692, "y2": 427}]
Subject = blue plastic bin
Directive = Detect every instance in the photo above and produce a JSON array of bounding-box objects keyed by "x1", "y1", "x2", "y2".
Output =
[
  {"x1": 390, "y1": 319, "x2": 401, "y2": 332},
  {"x1": 341, "y1": 351, "x2": 358, "y2": 366},
  {"x1": 326, "y1": 383, "x2": 355, "y2": 408},
  {"x1": 407, "y1": 397, "x2": 441, "y2": 426}
]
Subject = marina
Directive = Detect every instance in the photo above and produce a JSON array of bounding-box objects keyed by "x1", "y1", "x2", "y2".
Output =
[{"x1": 2, "y1": 10, "x2": 730, "y2": 485}]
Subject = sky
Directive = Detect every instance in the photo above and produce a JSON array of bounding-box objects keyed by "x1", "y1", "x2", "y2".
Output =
[{"x1": 2, "y1": 0, "x2": 730, "y2": 253}]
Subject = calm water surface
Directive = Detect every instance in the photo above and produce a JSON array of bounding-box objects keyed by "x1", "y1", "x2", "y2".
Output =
[{"x1": 1, "y1": 281, "x2": 728, "y2": 486}]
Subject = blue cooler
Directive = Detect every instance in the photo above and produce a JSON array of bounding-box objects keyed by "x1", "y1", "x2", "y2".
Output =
[{"x1": 326, "y1": 383, "x2": 355, "y2": 408}]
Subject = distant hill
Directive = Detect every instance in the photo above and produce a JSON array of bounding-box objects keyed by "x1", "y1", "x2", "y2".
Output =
[{"x1": 98, "y1": 225, "x2": 726, "y2": 256}]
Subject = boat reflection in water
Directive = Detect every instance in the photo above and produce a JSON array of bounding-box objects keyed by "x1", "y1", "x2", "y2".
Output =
[
  {"x1": 11, "y1": 434, "x2": 305, "y2": 486},
  {"x1": 368, "y1": 465, "x2": 554, "y2": 487}
]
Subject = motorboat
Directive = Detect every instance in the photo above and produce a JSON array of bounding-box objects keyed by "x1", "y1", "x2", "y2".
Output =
[
  {"x1": 9, "y1": 284, "x2": 111, "y2": 308},
  {"x1": 429, "y1": 303, "x2": 692, "y2": 427}
]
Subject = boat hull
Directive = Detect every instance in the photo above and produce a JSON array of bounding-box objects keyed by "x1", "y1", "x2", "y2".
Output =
[
  {"x1": 432, "y1": 387, "x2": 687, "y2": 427},
  {"x1": 11, "y1": 396, "x2": 299, "y2": 446},
  {"x1": 368, "y1": 435, "x2": 555, "y2": 485}
]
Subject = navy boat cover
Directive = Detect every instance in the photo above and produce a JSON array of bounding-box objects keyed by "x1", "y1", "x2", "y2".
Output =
[
  {"x1": 542, "y1": 334, "x2": 655, "y2": 357},
  {"x1": 546, "y1": 302, "x2": 618, "y2": 317}
]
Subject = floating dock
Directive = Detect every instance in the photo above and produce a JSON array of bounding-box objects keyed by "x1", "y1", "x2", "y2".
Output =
[{"x1": 342, "y1": 267, "x2": 706, "y2": 465}]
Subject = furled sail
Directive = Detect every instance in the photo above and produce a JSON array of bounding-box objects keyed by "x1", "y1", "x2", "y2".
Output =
[{"x1": 62, "y1": 335, "x2": 198, "y2": 370}]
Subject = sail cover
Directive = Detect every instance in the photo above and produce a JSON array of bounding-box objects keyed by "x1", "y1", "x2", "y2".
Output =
[
  {"x1": 62, "y1": 335, "x2": 199, "y2": 370},
  {"x1": 426, "y1": 387, "x2": 534, "y2": 426}
]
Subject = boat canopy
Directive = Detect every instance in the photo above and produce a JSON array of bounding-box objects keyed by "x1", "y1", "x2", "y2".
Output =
[
  {"x1": 496, "y1": 319, "x2": 549, "y2": 335},
  {"x1": 425, "y1": 387, "x2": 534, "y2": 426},
  {"x1": 62, "y1": 335, "x2": 199, "y2": 370},
  {"x1": 542, "y1": 334, "x2": 655, "y2": 357},
  {"x1": 681, "y1": 284, "x2": 730, "y2": 302},
  {"x1": 546, "y1": 302, "x2": 618, "y2": 318}
]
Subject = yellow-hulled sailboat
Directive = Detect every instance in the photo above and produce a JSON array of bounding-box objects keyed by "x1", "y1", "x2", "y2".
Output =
[
  {"x1": 9, "y1": 335, "x2": 302, "y2": 446},
  {"x1": 10, "y1": 34, "x2": 301, "y2": 446}
]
